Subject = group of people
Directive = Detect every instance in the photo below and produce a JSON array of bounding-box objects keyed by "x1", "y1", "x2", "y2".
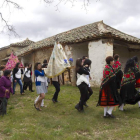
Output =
[
  {"x1": 1, "y1": 54, "x2": 140, "y2": 118},
  {"x1": 0, "y1": 62, "x2": 34, "y2": 115},
  {"x1": 0, "y1": 58, "x2": 63, "y2": 115},
  {"x1": 75, "y1": 54, "x2": 140, "y2": 118}
]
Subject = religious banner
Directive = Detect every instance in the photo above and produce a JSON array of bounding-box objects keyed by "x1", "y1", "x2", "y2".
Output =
[
  {"x1": 44, "y1": 42, "x2": 71, "y2": 78},
  {"x1": 5, "y1": 53, "x2": 24, "y2": 70}
]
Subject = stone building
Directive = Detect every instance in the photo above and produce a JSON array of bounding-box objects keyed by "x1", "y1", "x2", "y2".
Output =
[
  {"x1": 15, "y1": 21, "x2": 140, "y2": 87},
  {"x1": 0, "y1": 38, "x2": 34, "y2": 65}
]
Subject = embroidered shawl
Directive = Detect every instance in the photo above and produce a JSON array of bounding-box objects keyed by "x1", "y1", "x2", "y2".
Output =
[
  {"x1": 100, "y1": 65, "x2": 116, "y2": 88},
  {"x1": 121, "y1": 68, "x2": 135, "y2": 87},
  {"x1": 113, "y1": 60, "x2": 122, "y2": 74},
  {"x1": 135, "y1": 62, "x2": 139, "y2": 74}
]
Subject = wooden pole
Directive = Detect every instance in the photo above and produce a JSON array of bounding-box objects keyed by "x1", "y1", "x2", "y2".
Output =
[
  {"x1": 68, "y1": 68, "x2": 71, "y2": 82},
  {"x1": 62, "y1": 73, "x2": 64, "y2": 85}
]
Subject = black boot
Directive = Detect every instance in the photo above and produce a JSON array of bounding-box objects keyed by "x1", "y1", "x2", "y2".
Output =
[
  {"x1": 75, "y1": 104, "x2": 84, "y2": 112},
  {"x1": 83, "y1": 102, "x2": 88, "y2": 107},
  {"x1": 106, "y1": 112, "x2": 115, "y2": 118}
]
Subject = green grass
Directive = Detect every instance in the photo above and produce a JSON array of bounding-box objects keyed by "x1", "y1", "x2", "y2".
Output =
[{"x1": 0, "y1": 85, "x2": 140, "y2": 140}]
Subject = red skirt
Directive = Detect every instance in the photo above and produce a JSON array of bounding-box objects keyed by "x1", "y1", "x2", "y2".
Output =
[
  {"x1": 100, "y1": 85, "x2": 119, "y2": 106},
  {"x1": 135, "y1": 78, "x2": 140, "y2": 88}
]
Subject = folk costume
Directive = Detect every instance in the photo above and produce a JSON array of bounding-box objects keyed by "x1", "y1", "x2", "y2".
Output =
[
  {"x1": 134, "y1": 62, "x2": 140, "y2": 88},
  {"x1": 97, "y1": 65, "x2": 121, "y2": 117},
  {"x1": 113, "y1": 60, "x2": 123, "y2": 89},
  {"x1": 119, "y1": 68, "x2": 140, "y2": 110}
]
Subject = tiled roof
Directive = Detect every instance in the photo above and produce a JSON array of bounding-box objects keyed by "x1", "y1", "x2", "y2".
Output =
[
  {"x1": 0, "y1": 45, "x2": 10, "y2": 51},
  {"x1": 16, "y1": 21, "x2": 140, "y2": 56},
  {"x1": 10, "y1": 38, "x2": 34, "y2": 47}
]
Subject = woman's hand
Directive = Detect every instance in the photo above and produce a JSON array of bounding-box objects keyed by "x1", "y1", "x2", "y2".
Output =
[
  {"x1": 84, "y1": 65, "x2": 88, "y2": 67},
  {"x1": 5, "y1": 89, "x2": 9, "y2": 93},
  {"x1": 90, "y1": 76, "x2": 92, "y2": 80}
]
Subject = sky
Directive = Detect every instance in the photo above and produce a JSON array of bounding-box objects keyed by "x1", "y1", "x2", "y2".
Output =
[{"x1": 0, "y1": 0, "x2": 140, "y2": 47}]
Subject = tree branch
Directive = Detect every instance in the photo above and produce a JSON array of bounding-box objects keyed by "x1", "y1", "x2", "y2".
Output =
[
  {"x1": 0, "y1": 0, "x2": 21, "y2": 37},
  {"x1": 0, "y1": 12, "x2": 19, "y2": 37},
  {"x1": 0, "y1": 0, "x2": 97, "y2": 37},
  {"x1": 3, "y1": 0, "x2": 22, "y2": 9}
]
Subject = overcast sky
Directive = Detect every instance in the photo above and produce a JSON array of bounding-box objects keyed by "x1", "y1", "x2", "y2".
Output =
[{"x1": 0, "y1": 0, "x2": 140, "y2": 47}]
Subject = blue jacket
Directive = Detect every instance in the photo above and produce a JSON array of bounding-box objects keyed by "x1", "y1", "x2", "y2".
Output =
[{"x1": 35, "y1": 70, "x2": 45, "y2": 86}]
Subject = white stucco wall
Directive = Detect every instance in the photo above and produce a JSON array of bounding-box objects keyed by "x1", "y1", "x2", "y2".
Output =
[
  {"x1": 88, "y1": 39, "x2": 113, "y2": 87},
  {"x1": 65, "y1": 42, "x2": 88, "y2": 85}
]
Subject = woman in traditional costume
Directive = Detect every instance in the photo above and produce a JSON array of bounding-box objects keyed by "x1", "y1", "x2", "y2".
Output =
[
  {"x1": 131, "y1": 56, "x2": 140, "y2": 89},
  {"x1": 97, "y1": 56, "x2": 121, "y2": 118},
  {"x1": 113, "y1": 54, "x2": 123, "y2": 89},
  {"x1": 75, "y1": 58, "x2": 90, "y2": 111},
  {"x1": 13, "y1": 63, "x2": 24, "y2": 95},
  {"x1": 131, "y1": 56, "x2": 140, "y2": 107},
  {"x1": 119, "y1": 58, "x2": 140, "y2": 111},
  {"x1": 34, "y1": 63, "x2": 47, "y2": 111},
  {"x1": 0, "y1": 70, "x2": 13, "y2": 115}
]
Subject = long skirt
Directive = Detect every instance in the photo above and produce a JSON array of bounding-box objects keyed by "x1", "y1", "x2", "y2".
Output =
[
  {"x1": 99, "y1": 84, "x2": 119, "y2": 106},
  {"x1": 116, "y1": 71, "x2": 123, "y2": 89},
  {"x1": 135, "y1": 73, "x2": 140, "y2": 88},
  {"x1": 120, "y1": 83, "x2": 140, "y2": 105}
]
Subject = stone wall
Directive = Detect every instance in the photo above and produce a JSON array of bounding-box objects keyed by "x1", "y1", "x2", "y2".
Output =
[
  {"x1": 34, "y1": 47, "x2": 53, "y2": 63},
  {"x1": 88, "y1": 39, "x2": 113, "y2": 87},
  {"x1": 0, "y1": 47, "x2": 10, "y2": 65},
  {"x1": 0, "y1": 46, "x2": 30, "y2": 65}
]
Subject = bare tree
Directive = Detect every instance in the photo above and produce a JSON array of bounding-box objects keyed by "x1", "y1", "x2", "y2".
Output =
[
  {"x1": 0, "y1": 0, "x2": 97, "y2": 36},
  {"x1": 0, "y1": 0, "x2": 22, "y2": 37}
]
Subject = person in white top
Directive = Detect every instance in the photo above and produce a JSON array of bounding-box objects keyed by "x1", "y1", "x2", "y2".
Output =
[
  {"x1": 13, "y1": 62, "x2": 24, "y2": 95},
  {"x1": 35, "y1": 63, "x2": 48, "y2": 107},
  {"x1": 81, "y1": 56, "x2": 93, "y2": 107},
  {"x1": 82, "y1": 60, "x2": 93, "y2": 107},
  {"x1": 75, "y1": 58, "x2": 91, "y2": 112},
  {"x1": 23, "y1": 63, "x2": 34, "y2": 92}
]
